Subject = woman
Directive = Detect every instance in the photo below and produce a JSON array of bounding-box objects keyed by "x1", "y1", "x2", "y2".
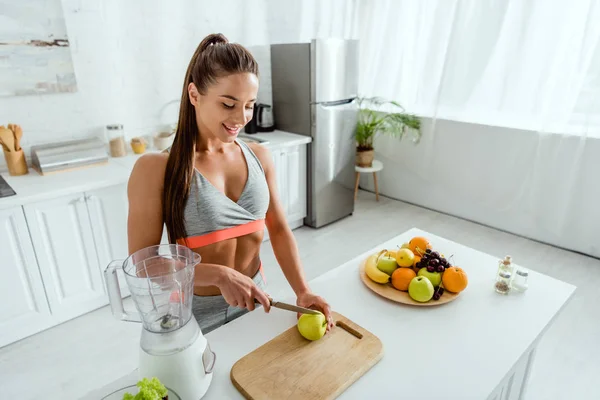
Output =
[{"x1": 127, "y1": 33, "x2": 333, "y2": 334}]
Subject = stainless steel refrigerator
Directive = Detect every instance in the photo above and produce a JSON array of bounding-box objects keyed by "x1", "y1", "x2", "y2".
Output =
[{"x1": 271, "y1": 38, "x2": 359, "y2": 228}]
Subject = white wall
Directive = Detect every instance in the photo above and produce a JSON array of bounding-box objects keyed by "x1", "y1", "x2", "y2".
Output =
[
  {"x1": 0, "y1": 0, "x2": 354, "y2": 170},
  {"x1": 360, "y1": 119, "x2": 600, "y2": 258}
]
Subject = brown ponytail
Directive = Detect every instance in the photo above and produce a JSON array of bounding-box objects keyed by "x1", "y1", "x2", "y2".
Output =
[{"x1": 163, "y1": 33, "x2": 259, "y2": 244}]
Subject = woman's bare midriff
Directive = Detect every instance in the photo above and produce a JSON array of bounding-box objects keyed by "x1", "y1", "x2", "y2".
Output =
[{"x1": 192, "y1": 230, "x2": 264, "y2": 296}]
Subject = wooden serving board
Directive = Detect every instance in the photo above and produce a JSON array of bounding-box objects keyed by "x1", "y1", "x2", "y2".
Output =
[
  {"x1": 230, "y1": 312, "x2": 383, "y2": 400},
  {"x1": 359, "y1": 256, "x2": 460, "y2": 306}
]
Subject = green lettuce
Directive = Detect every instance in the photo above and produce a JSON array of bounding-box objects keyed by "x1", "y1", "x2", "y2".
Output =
[{"x1": 122, "y1": 377, "x2": 168, "y2": 400}]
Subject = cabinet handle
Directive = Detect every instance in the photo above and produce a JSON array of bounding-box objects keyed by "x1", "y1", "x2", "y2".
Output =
[{"x1": 70, "y1": 196, "x2": 85, "y2": 205}]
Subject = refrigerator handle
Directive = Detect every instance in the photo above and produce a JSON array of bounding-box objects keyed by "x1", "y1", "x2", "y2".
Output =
[{"x1": 310, "y1": 98, "x2": 356, "y2": 106}]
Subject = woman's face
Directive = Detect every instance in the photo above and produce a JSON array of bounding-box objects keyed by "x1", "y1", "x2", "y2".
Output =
[{"x1": 189, "y1": 72, "x2": 259, "y2": 143}]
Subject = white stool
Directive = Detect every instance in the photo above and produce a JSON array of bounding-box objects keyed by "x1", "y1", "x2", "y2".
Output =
[{"x1": 354, "y1": 160, "x2": 383, "y2": 201}]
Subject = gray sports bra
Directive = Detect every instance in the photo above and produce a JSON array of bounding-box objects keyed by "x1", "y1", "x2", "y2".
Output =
[{"x1": 174, "y1": 139, "x2": 270, "y2": 248}]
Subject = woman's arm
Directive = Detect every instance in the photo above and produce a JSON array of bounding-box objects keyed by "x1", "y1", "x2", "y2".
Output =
[
  {"x1": 251, "y1": 144, "x2": 333, "y2": 328},
  {"x1": 127, "y1": 154, "x2": 167, "y2": 256},
  {"x1": 250, "y1": 144, "x2": 310, "y2": 295}
]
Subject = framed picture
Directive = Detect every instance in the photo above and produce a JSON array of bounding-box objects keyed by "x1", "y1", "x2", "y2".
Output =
[{"x1": 0, "y1": 0, "x2": 77, "y2": 96}]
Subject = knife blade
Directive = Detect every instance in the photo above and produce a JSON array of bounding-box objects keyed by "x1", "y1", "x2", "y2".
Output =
[
  {"x1": 270, "y1": 300, "x2": 322, "y2": 315},
  {"x1": 255, "y1": 298, "x2": 322, "y2": 315}
]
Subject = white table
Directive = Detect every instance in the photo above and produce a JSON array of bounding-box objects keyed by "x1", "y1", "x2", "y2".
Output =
[{"x1": 85, "y1": 228, "x2": 575, "y2": 400}]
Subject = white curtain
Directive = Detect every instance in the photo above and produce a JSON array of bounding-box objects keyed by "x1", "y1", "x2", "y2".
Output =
[
  {"x1": 358, "y1": 0, "x2": 600, "y2": 136},
  {"x1": 353, "y1": 0, "x2": 600, "y2": 257}
]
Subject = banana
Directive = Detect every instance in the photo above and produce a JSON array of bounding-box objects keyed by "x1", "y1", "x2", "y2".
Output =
[{"x1": 365, "y1": 251, "x2": 390, "y2": 284}]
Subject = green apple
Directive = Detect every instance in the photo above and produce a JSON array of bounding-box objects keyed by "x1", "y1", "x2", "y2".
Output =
[
  {"x1": 376, "y1": 255, "x2": 398, "y2": 275},
  {"x1": 401, "y1": 242, "x2": 410, "y2": 249},
  {"x1": 408, "y1": 276, "x2": 434, "y2": 302},
  {"x1": 418, "y1": 268, "x2": 442, "y2": 287},
  {"x1": 297, "y1": 312, "x2": 327, "y2": 341}
]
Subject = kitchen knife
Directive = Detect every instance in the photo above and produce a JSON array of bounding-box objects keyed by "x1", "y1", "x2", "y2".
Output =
[{"x1": 255, "y1": 298, "x2": 322, "y2": 315}]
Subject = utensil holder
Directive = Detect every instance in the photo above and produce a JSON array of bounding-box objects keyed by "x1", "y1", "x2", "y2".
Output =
[{"x1": 3, "y1": 149, "x2": 29, "y2": 176}]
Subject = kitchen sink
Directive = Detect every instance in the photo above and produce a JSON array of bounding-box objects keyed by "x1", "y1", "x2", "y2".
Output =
[{"x1": 238, "y1": 134, "x2": 269, "y2": 145}]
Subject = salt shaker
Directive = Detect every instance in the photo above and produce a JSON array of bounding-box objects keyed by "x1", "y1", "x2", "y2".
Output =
[
  {"x1": 495, "y1": 270, "x2": 512, "y2": 294},
  {"x1": 512, "y1": 268, "x2": 529, "y2": 292}
]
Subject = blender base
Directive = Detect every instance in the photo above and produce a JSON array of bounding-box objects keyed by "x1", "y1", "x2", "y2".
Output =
[{"x1": 139, "y1": 331, "x2": 213, "y2": 400}]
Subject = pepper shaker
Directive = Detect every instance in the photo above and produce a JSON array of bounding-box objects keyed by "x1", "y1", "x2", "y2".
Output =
[{"x1": 495, "y1": 270, "x2": 512, "y2": 294}]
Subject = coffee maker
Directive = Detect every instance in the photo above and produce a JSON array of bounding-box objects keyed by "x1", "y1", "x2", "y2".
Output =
[{"x1": 245, "y1": 103, "x2": 275, "y2": 133}]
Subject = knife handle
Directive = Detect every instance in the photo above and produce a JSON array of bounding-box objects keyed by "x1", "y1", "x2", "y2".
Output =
[{"x1": 253, "y1": 297, "x2": 273, "y2": 305}]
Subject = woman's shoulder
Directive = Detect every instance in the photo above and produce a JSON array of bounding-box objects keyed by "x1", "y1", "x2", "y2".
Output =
[
  {"x1": 129, "y1": 152, "x2": 169, "y2": 188},
  {"x1": 132, "y1": 152, "x2": 169, "y2": 173},
  {"x1": 244, "y1": 141, "x2": 273, "y2": 171}
]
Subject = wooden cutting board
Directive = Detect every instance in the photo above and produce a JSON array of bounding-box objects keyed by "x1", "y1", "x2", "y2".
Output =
[{"x1": 230, "y1": 312, "x2": 383, "y2": 400}]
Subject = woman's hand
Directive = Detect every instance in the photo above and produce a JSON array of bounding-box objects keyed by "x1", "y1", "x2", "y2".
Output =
[
  {"x1": 218, "y1": 268, "x2": 271, "y2": 312},
  {"x1": 296, "y1": 292, "x2": 334, "y2": 331}
]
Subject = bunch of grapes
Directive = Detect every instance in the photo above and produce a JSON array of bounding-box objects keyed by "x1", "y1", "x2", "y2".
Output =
[
  {"x1": 416, "y1": 249, "x2": 451, "y2": 273},
  {"x1": 432, "y1": 286, "x2": 445, "y2": 301},
  {"x1": 415, "y1": 249, "x2": 452, "y2": 301}
]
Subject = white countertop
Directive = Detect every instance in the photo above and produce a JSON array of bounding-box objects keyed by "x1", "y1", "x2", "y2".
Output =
[
  {"x1": 85, "y1": 228, "x2": 576, "y2": 399},
  {"x1": 0, "y1": 130, "x2": 310, "y2": 210}
]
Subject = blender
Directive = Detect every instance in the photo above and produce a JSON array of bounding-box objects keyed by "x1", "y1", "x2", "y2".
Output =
[{"x1": 104, "y1": 244, "x2": 215, "y2": 400}]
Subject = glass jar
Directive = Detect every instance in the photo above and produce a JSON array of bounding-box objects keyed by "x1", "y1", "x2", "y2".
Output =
[
  {"x1": 130, "y1": 137, "x2": 147, "y2": 154},
  {"x1": 512, "y1": 268, "x2": 529, "y2": 292},
  {"x1": 497, "y1": 255, "x2": 514, "y2": 276},
  {"x1": 106, "y1": 124, "x2": 126, "y2": 157},
  {"x1": 495, "y1": 270, "x2": 512, "y2": 294}
]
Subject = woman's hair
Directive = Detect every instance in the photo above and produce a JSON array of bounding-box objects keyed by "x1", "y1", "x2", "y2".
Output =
[{"x1": 163, "y1": 33, "x2": 259, "y2": 243}]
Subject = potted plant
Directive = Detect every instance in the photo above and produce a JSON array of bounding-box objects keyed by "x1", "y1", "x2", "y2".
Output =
[{"x1": 355, "y1": 96, "x2": 421, "y2": 167}]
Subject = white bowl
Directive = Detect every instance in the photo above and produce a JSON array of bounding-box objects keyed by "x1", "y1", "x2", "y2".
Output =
[{"x1": 153, "y1": 132, "x2": 174, "y2": 151}]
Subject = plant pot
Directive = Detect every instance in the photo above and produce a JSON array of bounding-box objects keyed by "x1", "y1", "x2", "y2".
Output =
[{"x1": 356, "y1": 149, "x2": 374, "y2": 167}]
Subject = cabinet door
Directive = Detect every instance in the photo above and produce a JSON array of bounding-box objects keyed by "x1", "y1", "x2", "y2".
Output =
[
  {"x1": 85, "y1": 183, "x2": 130, "y2": 296},
  {"x1": 24, "y1": 193, "x2": 107, "y2": 323},
  {"x1": 86, "y1": 183, "x2": 129, "y2": 268},
  {"x1": 273, "y1": 149, "x2": 288, "y2": 214},
  {"x1": 0, "y1": 207, "x2": 54, "y2": 348},
  {"x1": 285, "y1": 145, "x2": 308, "y2": 221}
]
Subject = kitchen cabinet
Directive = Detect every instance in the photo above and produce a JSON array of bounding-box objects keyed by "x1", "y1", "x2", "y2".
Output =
[
  {"x1": 265, "y1": 144, "x2": 308, "y2": 241},
  {"x1": 285, "y1": 145, "x2": 307, "y2": 222},
  {"x1": 86, "y1": 183, "x2": 130, "y2": 296},
  {"x1": 23, "y1": 193, "x2": 108, "y2": 324},
  {"x1": 0, "y1": 206, "x2": 54, "y2": 348}
]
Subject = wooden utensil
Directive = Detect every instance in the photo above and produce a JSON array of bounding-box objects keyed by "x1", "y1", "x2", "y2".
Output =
[
  {"x1": 8, "y1": 123, "x2": 22, "y2": 151},
  {"x1": 231, "y1": 312, "x2": 383, "y2": 400},
  {"x1": 0, "y1": 137, "x2": 9, "y2": 152},
  {"x1": 0, "y1": 126, "x2": 15, "y2": 152}
]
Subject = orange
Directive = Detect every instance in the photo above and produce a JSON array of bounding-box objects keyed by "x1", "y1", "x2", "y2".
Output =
[
  {"x1": 391, "y1": 268, "x2": 416, "y2": 291},
  {"x1": 442, "y1": 266, "x2": 468, "y2": 293},
  {"x1": 413, "y1": 255, "x2": 421, "y2": 267},
  {"x1": 412, "y1": 265, "x2": 422, "y2": 275},
  {"x1": 409, "y1": 236, "x2": 431, "y2": 257}
]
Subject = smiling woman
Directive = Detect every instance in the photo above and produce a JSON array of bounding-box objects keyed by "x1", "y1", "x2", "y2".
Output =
[{"x1": 126, "y1": 33, "x2": 334, "y2": 334}]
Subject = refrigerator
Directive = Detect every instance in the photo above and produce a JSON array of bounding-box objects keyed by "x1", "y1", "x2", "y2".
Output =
[{"x1": 270, "y1": 38, "x2": 359, "y2": 228}]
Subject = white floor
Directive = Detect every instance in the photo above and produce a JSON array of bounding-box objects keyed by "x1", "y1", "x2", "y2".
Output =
[{"x1": 1, "y1": 190, "x2": 598, "y2": 400}]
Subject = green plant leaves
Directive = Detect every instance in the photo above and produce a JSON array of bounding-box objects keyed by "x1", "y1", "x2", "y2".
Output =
[{"x1": 355, "y1": 96, "x2": 421, "y2": 149}]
